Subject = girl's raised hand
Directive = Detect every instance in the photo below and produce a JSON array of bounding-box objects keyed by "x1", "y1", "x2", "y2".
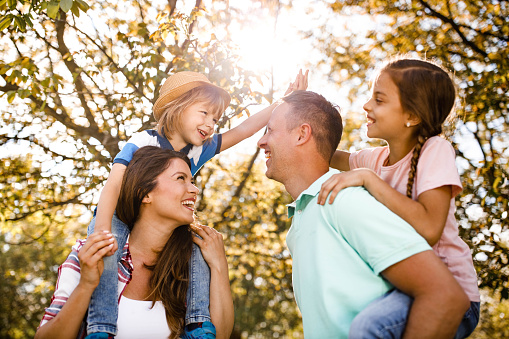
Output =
[
  {"x1": 317, "y1": 168, "x2": 374, "y2": 205},
  {"x1": 77, "y1": 231, "x2": 115, "y2": 291},
  {"x1": 191, "y1": 224, "x2": 227, "y2": 272}
]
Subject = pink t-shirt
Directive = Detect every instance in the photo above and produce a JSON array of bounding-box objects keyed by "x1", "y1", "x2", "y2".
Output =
[{"x1": 349, "y1": 136, "x2": 480, "y2": 302}]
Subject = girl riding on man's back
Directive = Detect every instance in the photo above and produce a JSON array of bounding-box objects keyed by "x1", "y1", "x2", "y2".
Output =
[
  {"x1": 86, "y1": 70, "x2": 308, "y2": 339},
  {"x1": 318, "y1": 57, "x2": 480, "y2": 338}
]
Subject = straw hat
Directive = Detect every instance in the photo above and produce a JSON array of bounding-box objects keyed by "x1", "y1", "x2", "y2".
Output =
[{"x1": 153, "y1": 71, "x2": 231, "y2": 121}]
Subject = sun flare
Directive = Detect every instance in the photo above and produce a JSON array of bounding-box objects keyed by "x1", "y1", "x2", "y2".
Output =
[{"x1": 229, "y1": 18, "x2": 307, "y2": 89}]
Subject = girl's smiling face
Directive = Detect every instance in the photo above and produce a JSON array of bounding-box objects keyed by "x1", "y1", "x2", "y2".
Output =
[{"x1": 363, "y1": 72, "x2": 410, "y2": 143}]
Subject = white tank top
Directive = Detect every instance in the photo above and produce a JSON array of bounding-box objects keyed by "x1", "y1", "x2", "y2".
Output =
[{"x1": 116, "y1": 296, "x2": 171, "y2": 338}]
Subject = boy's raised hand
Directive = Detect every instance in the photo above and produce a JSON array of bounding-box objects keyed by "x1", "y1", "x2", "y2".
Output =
[{"x1": 284, "y1": 69, "x2": 309, "y2": 96}]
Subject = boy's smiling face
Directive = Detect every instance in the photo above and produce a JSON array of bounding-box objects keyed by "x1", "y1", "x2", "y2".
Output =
[{"x1": 172, "y1": 102, "x2": 221, "y2": 150}]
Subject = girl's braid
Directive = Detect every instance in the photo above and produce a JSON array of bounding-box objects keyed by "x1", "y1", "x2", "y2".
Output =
[{"x1": 406, "y1": 134, "x2": 427, "y2": 198}]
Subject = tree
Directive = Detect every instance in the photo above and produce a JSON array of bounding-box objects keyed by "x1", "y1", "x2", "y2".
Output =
[{"x1": 319, "y1": 0, "x2": 508, "y2": 298}]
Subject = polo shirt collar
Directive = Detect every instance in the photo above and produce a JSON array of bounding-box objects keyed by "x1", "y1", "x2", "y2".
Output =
[
  {"x1": 287, "y1": 168, "x2": 340, "y2": 218},
  {"x1": 158, "y1": 127, "x2": 193, "y2": 154}
]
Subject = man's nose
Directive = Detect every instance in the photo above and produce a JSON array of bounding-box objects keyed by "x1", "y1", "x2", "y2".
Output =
[{"x1": 257, "y1": 134, "x2": 266, "y2": 148}]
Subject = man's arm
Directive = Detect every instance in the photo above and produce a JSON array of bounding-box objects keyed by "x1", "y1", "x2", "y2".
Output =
[{"x1": 382, "y1": 250, "x2": 470, "y2": 339}]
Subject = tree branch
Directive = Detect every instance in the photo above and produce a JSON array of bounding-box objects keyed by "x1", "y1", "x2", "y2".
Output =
[
  {"x1": 68, "y1": 22, "x2": 150, "y2": 101},
  {"x1": 5, "y1": 196, "x2": 82, "y2": 222},
  {"x1": 54, "y1": 14, "x2": 102, "y2": 137},
  {"x1": 0, "y1": 75, "x2": 101, "y2": 145},
  {"x1": 2, "y1": 135, "x2": 83, "y2": 162},
  {"x1": 418, "y1": 0, "x2": 488, "y2": 58},
  {"x1": 219, "y1": 148, "x2": 261, "y2": 218},
  {"x1": 157, "y1": 0, "x2": 203, "y2": 97}
]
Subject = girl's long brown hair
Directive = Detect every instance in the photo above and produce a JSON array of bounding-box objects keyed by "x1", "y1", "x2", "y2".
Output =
[
  {"x1": 381, "y1": 58, "x2": 456, "y2": 198},
  {"x1": 116, "y1": 146, "x2": 193, "y2": 338}
]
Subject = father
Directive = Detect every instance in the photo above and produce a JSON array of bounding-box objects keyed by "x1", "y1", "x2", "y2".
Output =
[{"x1": 257, "y1": 90, "x2": 469, "y2": 338}]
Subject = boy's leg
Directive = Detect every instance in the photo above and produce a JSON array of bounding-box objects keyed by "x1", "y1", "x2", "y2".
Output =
[
  {"x1": 453, "y1": 302, "x2": 480, "y2": 339},
  {"x1": 86, "y1": 212, "x2": 130, "y2": 336},
  {"x1": 349, "y1": 289, "x2": 412, "y2": 339},
  {"x1": 181, "y1": 242, "x2": 215, "y2": 339}
]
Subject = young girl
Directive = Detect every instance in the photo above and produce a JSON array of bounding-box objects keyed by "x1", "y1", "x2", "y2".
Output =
[
  {"x1": 317, "y1": 58, "x2": 480, "y2": 338},
  {"x1": 86, "y1": 70, "x2": 308, "y2": 339}
]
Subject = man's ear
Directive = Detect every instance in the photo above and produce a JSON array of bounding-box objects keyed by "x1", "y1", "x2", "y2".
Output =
[{"x1": 296, "y1": 123, "x2": 312, "y2": 145}]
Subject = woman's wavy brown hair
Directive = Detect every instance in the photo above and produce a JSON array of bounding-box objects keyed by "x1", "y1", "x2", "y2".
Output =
[
  {"x1": 380, "y1": 58, "x2": 456, "y2": 198},
  {"x1": 116, "y1": 146, "x2": 193, "y2": 338}
]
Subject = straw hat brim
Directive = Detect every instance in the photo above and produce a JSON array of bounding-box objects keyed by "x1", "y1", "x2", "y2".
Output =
[{"x1": 153, "y1": 81, "x2": 231, "y2": 121}]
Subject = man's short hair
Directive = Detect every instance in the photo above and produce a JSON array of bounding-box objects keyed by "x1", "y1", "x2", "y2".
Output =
[{"x1": 282, "y1": 90, "x2": 343, "y2": 162}]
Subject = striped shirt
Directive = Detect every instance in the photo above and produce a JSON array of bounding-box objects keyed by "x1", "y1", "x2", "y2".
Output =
[
  {"x1": 113, "y1": 129, "x2": 222, "y2": 176},
  {"x1": 39, "y1": 240, "x2": 133, "y2": 338}
]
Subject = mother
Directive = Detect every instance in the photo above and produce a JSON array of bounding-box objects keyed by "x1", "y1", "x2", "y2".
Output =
[{"x1": 35, "y1": 146, "x2": 233, "y2": 339}]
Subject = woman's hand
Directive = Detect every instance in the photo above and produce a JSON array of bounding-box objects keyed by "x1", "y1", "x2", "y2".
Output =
[
  {"x1": 77, "y1": 231, "x2": 115, "y2": 291},
  {"x1": 191, "y1": 224, "x2": 227, "y2": 272},
  {"x1": 191, "y1": 224, "x2": 233, "y2": 339},
  {"x1": 317, "y1": 168, "x2": 375, "y2": 205}
]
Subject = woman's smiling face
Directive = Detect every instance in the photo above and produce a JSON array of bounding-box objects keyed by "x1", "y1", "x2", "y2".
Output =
[{"x1": 146, "y1": 158, "x2": 199, "y2": 226}]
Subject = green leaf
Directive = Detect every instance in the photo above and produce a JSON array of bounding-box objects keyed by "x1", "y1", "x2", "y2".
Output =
[
  {"x1": 75, "y1": 0, "x2": 89, "y2": 12},
  {"x1": 7, "y1": 91, "x2": 16, "y2": 104},
  {"x1": 13, "y1": 15, "x2": 26, "y2": 32},
  {"x1": 60, "y1": 0, "x2": 73, "y2": 13},
  {"x1": 70, "y1": 1, "x2": 80, "y2": 17},
  {"x1": 47, "y1": 1, "x2": 60, "y2": 19},
  {"x1": 0, "y1": 14, "x2": 13, "y2": 31},
  {"x1": 23, "y1": 14, "x2": 33, "y2": 28}
]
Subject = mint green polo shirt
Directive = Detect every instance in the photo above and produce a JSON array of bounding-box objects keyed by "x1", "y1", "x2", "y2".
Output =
[{"x1": 286, "y1": 169, "x2": 431, "y2": 338}]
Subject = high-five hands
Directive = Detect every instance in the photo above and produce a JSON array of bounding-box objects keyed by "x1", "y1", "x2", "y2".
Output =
[{"x1": 284, "y1": 69, "x2": 309, "y2": 96}]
